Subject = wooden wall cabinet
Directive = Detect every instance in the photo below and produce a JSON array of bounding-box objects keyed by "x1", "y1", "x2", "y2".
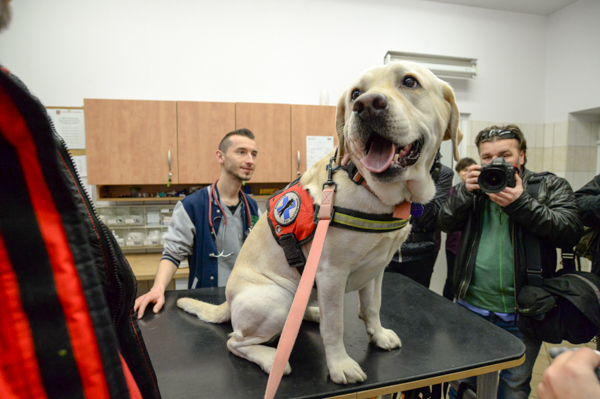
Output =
[
  {"x1": 85, "y1": 99, "x2": 177, "y2": 185},
  {"x1": 177, "y1": 101, "x2": 236, "y2": 184},
  {"x1": 235, "y1": 102, "x2": 292, "y2": 183},
  {"x1": 85, "y1": 99, "x2": 337, "y2": 199},
  {"x1": 291, "y1": 105, "x2": 337, "y2": 177}
]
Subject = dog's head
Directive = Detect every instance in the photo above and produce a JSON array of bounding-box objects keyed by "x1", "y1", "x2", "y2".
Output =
[{"x1": 335, "y1": 61, "x2": 462, "y2": 205}]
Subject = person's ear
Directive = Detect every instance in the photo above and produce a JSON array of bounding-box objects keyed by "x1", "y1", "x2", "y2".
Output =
[
  {"x1": 519, "y1": 150, "x2": 525, "y2": 167},
  {"x1": 216, "y1": 150, "x2": 225, "y2": 165}
]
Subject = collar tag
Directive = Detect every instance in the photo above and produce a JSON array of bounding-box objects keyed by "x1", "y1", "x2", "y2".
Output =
[
  {"x1": 410, "y1": 203, "x2": 424, "y2": 217},
  {"x1": 393, "y1": 201, "x2": 411, "y2": 219}
]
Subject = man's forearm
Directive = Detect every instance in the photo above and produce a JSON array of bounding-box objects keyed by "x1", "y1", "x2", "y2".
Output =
[{"x1": 151, "y1": 259, "x2": 179, "y2": 292}]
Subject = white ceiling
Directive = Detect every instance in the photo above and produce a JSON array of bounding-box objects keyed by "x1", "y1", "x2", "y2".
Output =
[{"x1": 420, "y1": 0, "x2": 578, "y2": 16}]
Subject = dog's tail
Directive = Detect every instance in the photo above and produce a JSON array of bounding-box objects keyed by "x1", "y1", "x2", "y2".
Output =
[{"x1": 176, "y1": 297, "x2": 231, "y2": 323}]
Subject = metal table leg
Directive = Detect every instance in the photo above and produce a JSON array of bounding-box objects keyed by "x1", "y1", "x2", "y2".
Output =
[{"x1": 476, "y1": 371, "x2": 499, "y2": 399}]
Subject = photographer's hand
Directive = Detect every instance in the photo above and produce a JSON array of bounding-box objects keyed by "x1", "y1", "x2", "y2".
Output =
[
  {"x1": 465, "y1": 164, "x2": 482, "y2": 192},
  {"x1": 537, "y1": 347, "x2": 600, "y2": 399},
  {"x1": 487, "y1": 172, "x2": 523, "y2": 207}
]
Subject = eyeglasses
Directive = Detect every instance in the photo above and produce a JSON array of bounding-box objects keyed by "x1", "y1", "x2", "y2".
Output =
[{"x1": 475, "y1": 129, "x2": 520, "y2": 146}]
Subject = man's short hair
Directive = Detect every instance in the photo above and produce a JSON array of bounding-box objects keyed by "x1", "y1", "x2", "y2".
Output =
[
  {"x1": 455, "y1": 157, "x2": 477, "y2": 173},
  {"x1": 219, "y1": 128, "x2": 255, "y2": 153},
  {"x1": 475, "y1": 124, "x2": 527, "y2": 165}
]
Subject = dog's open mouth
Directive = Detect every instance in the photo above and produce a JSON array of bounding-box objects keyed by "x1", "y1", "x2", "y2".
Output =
[{"x1": 360, "y1": 133, "x2": 423, "y2": 174}]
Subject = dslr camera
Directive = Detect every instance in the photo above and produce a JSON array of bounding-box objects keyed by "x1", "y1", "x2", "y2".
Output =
[{"x1": 478, "y1": 157, "x2": 518, "y2": 194}]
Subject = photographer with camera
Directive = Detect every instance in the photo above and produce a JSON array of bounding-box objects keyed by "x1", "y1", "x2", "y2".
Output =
[{"x1": 438, "y1": 125, "x2": 583, "y2": 399}]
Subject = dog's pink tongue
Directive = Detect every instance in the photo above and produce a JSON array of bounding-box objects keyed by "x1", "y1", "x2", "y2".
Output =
[{"x1": 361, "y1": 136, "x2": 396, "y2": 173}]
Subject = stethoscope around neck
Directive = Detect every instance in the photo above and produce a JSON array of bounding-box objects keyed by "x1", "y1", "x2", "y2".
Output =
[{"x1": 208, "y1": 179, "x2": 253, "y2": 258}]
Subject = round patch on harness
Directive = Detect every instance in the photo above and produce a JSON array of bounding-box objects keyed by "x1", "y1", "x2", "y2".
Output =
[{"x1": 273, "y1": 191, "x2": 301, "y2": 226}]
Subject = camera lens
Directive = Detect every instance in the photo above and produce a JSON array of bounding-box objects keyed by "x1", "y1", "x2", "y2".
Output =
[{"x1": 479, "y1": 168, "x2": 507, "y2": 193}]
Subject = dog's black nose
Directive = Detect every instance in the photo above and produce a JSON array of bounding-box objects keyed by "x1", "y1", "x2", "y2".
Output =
[{"x1": 353, "y1": 93, "x2": 388, "y2": 120}]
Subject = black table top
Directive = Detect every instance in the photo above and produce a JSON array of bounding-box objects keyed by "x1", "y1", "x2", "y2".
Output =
[{"x1": 138, "y1": 273, "x2": 525, "y2": 399}]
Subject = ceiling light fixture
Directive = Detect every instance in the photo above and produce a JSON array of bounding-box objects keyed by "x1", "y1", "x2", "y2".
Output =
[{"x1": 384, "y1": 51, "x2": 478, "y2": 79}]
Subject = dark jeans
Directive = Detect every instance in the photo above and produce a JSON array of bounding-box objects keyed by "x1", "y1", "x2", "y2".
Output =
[
  {"x1": 386, "y1": 251, "x2": 439, "y2": 288},
  {"x1": 448, "y1": 311, "x2": 542, "y2": 399},
  {"x1": 444, "y1": 250, "x2": 456, "y2": 300}
]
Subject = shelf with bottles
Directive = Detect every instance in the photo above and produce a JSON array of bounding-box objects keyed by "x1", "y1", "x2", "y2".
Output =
[
  {"x1": 109, "y1": 227, "x2": 168, "y2": 252},
  {"x1": 97, "y1": 204, "x2": 175, "y2": 252}
]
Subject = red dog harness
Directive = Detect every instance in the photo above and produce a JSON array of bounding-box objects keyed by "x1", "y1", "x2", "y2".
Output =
[
  {"x1": 267, "y1": 180, "x2": 317, "y2": 268},
  {"x1": 267, "y1": 178, "x2": 412, "y2": 268}
]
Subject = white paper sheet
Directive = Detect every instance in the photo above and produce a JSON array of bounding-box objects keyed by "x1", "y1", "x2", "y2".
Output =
[
  {"x1": 306, "y1": 136, "x2": 334, "y2": 170},
  {"x1": 48, "y1": 108, "x2": 86, "y2": 149}
]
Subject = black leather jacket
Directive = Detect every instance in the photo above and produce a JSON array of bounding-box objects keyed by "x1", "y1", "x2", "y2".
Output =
[
  {"x1": 575, "y1": 174, "x2": 600, "y2": 266},
  {"x1": 438, "y1": 168, "x2": 583, "y2": 303},
  {"x1": 576, "y1": 174, "x2": 600, "y2": 229}
]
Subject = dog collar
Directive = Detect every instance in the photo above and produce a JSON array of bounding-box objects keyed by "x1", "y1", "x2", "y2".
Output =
[
  {"x1": 340, "y1": 160, "x2": 421, "y2": 220},
  {"x1": 325, "y1": 205, "x2": 410, "y2": 233}
]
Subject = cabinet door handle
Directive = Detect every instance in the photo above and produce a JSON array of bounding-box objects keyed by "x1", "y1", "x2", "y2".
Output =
[
  {"x1": 297, "y1": 151, "x2": 301, "y2": 176},
  {"x1": 167, "y1": 150, "x2": 172, "y2": 187}
]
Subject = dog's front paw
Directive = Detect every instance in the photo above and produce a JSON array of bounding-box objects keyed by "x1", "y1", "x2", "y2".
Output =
[
  {"x1": 328, "y1": 357, "x2": 367, "y2": 384},
  {"x1": 368, "y1": 327, "x2": 401, "y2": 350}
]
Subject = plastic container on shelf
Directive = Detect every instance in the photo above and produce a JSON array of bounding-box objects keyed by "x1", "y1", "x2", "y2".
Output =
[
  {"x1": 101, "y1": 207, "x2": 125, "y2": 226},
  {"x1": 126, "y1": 230, "x2": 146, "y2": 246},
  {"x1": 112, "y1": 230, "x2": 125, "y2": 246},
  {"x1": 125, "y1": 207, "x2": 144, "y2": 225},
  {"x1": 95, "y1": 204, "x2": 175, "y2": 252},
  {"x1": 146, "y1": 207, "x2": 161, "y2": 226},
  {"x1": 161, "y1": 206, "x2": 174, "y2": 226},
  {"x1": 144, "y1": 230, "x2": 161, "y2": 246}
]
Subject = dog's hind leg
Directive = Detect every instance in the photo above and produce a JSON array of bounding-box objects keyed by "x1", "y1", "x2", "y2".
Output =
[
  {"x1": 227, "y1": 285, "x2": 294, "y2": 375},
  {"x1": 227, "y1": 335, "x2": 292, "y2": 375},
  {"x1": 358, "y1": 270, "x2": 401, "y2": 350}
]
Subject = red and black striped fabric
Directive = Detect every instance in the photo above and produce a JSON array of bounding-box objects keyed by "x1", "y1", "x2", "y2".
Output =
[{"x1": 0, "y1": 69, "x2": 160, "y2": 398}]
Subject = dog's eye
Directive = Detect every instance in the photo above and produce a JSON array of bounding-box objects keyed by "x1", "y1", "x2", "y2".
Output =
[
  {"x1": 350, "y1": 90, "x2": 361, "y2": 101},
  {"x1": 402, "y1": 77, "x2": 419, "y2": 88}
]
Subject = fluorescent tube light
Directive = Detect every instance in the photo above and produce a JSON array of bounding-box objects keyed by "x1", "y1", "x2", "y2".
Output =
[{"x1": 384, "y1": 51, "x2": 478, "y2": 79}]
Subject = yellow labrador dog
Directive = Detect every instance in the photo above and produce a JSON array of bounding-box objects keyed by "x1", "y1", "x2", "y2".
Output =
[{"x1": 177, "y1": 61, "x2": 461, "y2": 384}]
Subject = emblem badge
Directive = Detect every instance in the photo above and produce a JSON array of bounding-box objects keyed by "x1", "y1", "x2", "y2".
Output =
[{"x1": 274, "y1": 192, "x2": 301, "y2": 226}]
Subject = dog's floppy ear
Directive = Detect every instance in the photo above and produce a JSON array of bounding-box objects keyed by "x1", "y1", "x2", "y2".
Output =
[
  {"x1": 335, "y1": 90, "x2": 347, "y2": 164},
  {"x1": 442, "y1": 83, "x2": 463, "y2": 161}
]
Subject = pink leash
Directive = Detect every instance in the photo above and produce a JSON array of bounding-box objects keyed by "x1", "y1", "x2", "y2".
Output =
[{"x1": 263, "y1": 186, "x2": 336, "y2": 399}]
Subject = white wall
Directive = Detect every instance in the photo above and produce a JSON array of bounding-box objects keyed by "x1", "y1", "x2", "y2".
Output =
[
  {"x1": 0, "y1": 0, "x2": 548, "y2": 123},
  {"x1": 545, "y1": 0, "x2": 600, "y2": 122}
]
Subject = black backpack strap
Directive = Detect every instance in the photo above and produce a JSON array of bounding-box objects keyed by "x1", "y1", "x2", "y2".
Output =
[
  {"x1": 524, "y1": 172, "x2": 575, "y2": 285},
  {"x1": 524, "y1": 173, "x2": 546, "y2": 287}
]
